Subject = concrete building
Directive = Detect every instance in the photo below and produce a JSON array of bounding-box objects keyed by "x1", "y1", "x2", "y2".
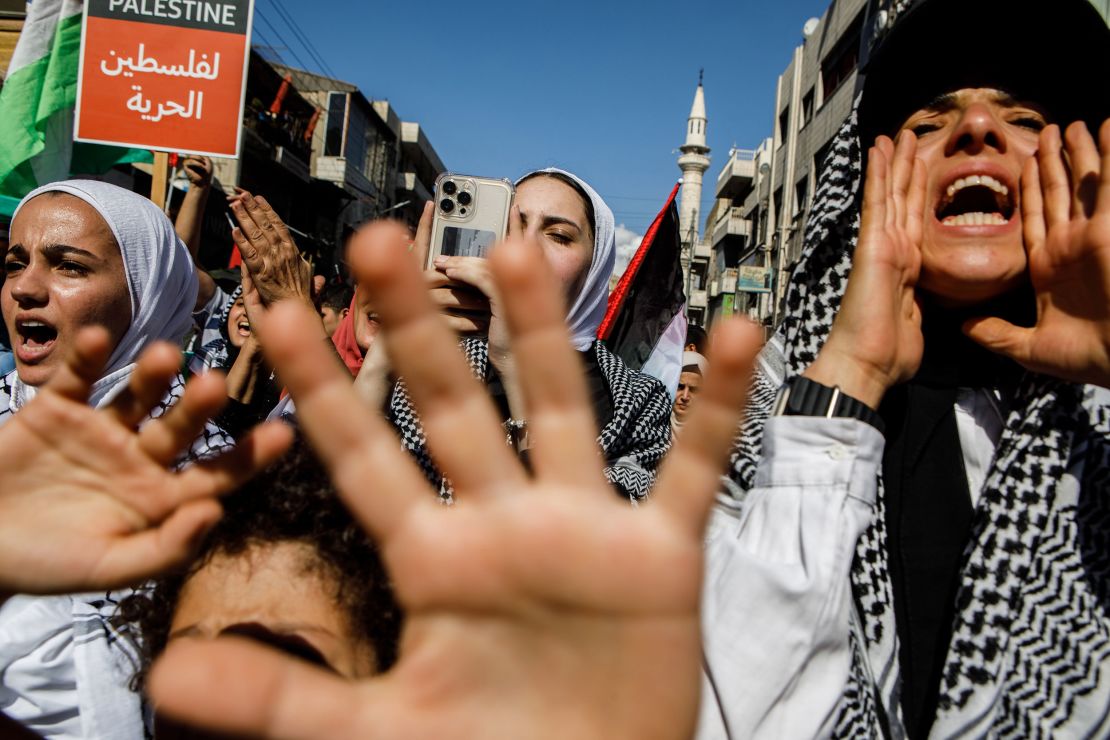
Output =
[
  {"x1": 183, "y1": 54, "x2": 443, "y2": 274},
  {"x1": 704, "y1": 0, "x2": 869, "y2": 331},
  {"x1": 274, "y1": 65, "x2": 444, "y2": 240},
  {"x1": 677, "y1": 76, "x2": 712, "y2": 327}
]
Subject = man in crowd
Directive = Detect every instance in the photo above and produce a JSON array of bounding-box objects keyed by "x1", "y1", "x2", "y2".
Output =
[{"x1": 671, "y1": 351, "x2": 705, "y2": 438}]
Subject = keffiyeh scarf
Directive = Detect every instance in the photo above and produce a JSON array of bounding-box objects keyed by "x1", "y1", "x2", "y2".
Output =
[
  {"x1": 726, "y1": 91, "x2": 1110, "y2": 740},
  {"x1": 187, "y1": 284, "x2": 239, "y2": 375},
  {"x1": 388, "y1": 337, "x2": 671, "y2": 502},
  {"x1": 0, "y1": 180, "x2": 231, "y2": 738}
]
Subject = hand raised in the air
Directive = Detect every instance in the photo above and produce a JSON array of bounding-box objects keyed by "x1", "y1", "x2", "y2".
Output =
[
  {"x1": 806, "y1": 132, "x2": 928, "y2": 406},
  {"x1": 0, "y1": 330, "x2": 291, "y2": 596},
  {"x1": 149, "y1": 220, "x2": 764, "y2": 740},
  {"x1": 964, "y1": 121, "x2": 1110, "y2": 387}
]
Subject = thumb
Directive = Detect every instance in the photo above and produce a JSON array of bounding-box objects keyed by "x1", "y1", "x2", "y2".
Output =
[{"x1": 963, "y1": 316, "x2": 1036, "y2": 364}]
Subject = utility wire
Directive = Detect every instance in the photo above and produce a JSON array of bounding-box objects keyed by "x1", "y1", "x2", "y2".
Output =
[
  {"x1": 267, "y1": 0, "x2": 339, "y2": 80},
  {"x1": 255, "y1": 8, "x2": 314, "y2": 73},
  {"x1": 251, "y1": 27, "x2": 285, "y2": 63}
]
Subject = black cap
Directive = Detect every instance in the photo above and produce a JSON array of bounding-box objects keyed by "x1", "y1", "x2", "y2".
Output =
[{"x1": 858, "y1": 0, "x2": 1110, "y2": 145}]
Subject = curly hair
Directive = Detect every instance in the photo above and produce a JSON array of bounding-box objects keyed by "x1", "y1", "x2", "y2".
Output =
[{"x1": 116, "y1": 437, "x2": 402, "y2": 690}]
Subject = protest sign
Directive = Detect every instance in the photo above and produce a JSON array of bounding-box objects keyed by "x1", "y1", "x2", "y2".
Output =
[{"x1": 75, "y1": 0, "x2": 254, "y2": 158}]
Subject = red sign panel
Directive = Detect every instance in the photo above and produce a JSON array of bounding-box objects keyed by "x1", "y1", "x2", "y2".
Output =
[{"x1": 76, "y1": 0, "x2": 254, "y2": 158}]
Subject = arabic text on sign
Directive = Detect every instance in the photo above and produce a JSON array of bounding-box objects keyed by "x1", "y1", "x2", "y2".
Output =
[
  {"x1": 127, "y1": 85, "x2": 205, "y2": 122},
  {"x1": 101, "y1": 44, "x2": 221, "y2": 80}
]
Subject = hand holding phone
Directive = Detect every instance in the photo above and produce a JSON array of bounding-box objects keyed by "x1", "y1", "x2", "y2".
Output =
[{"x1": 425, "y1": 174, "x2": 514, "y2": 268}]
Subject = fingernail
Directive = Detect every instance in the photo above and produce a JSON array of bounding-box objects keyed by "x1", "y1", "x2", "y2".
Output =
[{"x1": 433, "y1": 256, "x2": 447, "y2": 266}]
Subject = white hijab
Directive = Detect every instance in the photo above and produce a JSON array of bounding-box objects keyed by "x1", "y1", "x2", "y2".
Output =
[
  {"x1": 6, "y1": 179, "x2": 198, "y2": 409},
  {"x1": 518, "y1": 168, "x2": 616, "y2": 351}
]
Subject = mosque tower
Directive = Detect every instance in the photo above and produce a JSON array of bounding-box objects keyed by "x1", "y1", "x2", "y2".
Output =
[{"x1": 677, "y1": 72, "x2": 710, "y2": 246}]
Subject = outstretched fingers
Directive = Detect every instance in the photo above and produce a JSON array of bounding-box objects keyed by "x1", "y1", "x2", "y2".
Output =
[
  {"x1": 412, "y1": 200, "x2": 433, "y2": 268},
  {"x1": 1099, "y1": 119, "x2": 1110, "y2": 214},
  {"x1": 348, "y1": 221, "x2": 527, "y2": 497},
  {"x1": 905, "y1": 154, "x2": 928, "y2": 249},
  {"x1": 150, "y1": 638, "x2": 373, "y2": 740},
  {"x1": 104, "y1": 342, "x2": 184, "y2": 428},
  {"x1": 43, "y1": 326, "x2": 113, "y2": 403},
  {"x1": 490, "y1": 237, "x2": 604, "y2": 490},
  {"x1": 962, "y1": 315, "x2": 1035, "y2": 368},
  {"x1": 87, "y1": 498, "x2": 223, "y2": 588},
  {"x1": 860, "y1": 144, "x2": 889, "y2": 247},
  {"x1": 172, "y1": 422, "x2": 294, "y2": 504},
  {"x1": 258, "y1": 299, "x2": 431, "y2": 540},
  {"x1": 1064, "y1": 121, "x2": 1100, "y2": 220},
  {"x1": 137, "y1": 370, "x2": 228, "y2": 465},
  {"x1": 1038, "y1": 125, "x2": 1071, "y2": 231},
  {"x1": 254, "y1": 195, "x2": 297, "y2": 250},
  {"x1": 653, "y1": 319, "x2": 764, "y2": 535},
  {"x1": 1021, "y1": 153, "x2": 1047, "y2": 252},
  {"x1": 889, "y1": 131, "x2": 917, "y2": 227}
]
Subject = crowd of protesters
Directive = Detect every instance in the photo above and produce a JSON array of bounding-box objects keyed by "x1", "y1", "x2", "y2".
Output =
[{"x1": 0, "y1": 0, "x2": 1108, "y2": 737}]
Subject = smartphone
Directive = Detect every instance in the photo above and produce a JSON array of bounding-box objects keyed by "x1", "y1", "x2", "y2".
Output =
[{"x1": 426, "y1": 174, "x2": 514, "y2": 268}]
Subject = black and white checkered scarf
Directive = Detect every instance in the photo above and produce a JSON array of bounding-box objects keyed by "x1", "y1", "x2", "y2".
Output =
[
  {"x1": 725, "y1": 70, "x2": 1110, "y2": 740},
  {"x1": 387, "y1": 336, "x2": 671, "y2": 503}
]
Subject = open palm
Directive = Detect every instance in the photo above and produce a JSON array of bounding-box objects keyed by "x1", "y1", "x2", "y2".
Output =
[
  {"x1": 0, "y1": 331, "x2": 291, "y2": 595},
  {"x1": 807, "y1": 132, "x2": 927, "y2": 407},
  {"x1": 150, "y1": 222, "x2": 763, "y2": 739},
  {"x1": 965, "y1": 121, "x2": 1110, "y2": 387}
]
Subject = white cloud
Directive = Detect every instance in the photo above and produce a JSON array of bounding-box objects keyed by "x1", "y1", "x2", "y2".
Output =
[{"x1": 612, "y1": 223, "x2": 643, "y2": 281}]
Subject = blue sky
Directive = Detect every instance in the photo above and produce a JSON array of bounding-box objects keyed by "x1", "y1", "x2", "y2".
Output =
[{"x1": 253, "y1": 0, "x2": 830, "y2": 259}]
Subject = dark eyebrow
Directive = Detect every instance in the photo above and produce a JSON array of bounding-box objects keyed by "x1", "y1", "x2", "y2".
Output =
[
  {"x1": 923, "y1": 90, "x2": 1047, "y2": 116},
  {"x1": 4, "y1": 244, "x2": 28, "y2": 259},
  {"x1": 923, "y1": 93, "x2": 959, "y2": 113},
  {"x1": 520, "y1": 212, "x2": 584, "y2": 234},
  {"x1": 542, "y1": 215, "x2": 582, "y2": 232},
  {"x1": 41, "y1": 244, "x2": 101, "y2": 262}
]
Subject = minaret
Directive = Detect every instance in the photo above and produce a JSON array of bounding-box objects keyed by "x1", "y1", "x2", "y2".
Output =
[{"x1": 677, "y1": 72, "x2": 710, "y2": 247}]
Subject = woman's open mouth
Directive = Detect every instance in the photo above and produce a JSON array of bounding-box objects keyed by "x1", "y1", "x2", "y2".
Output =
[
  {"x1": 236, "y1": 319, "x2": 252, "y2": 338},
  {"x1": 935, "y1": 174, "x2": 1016, "y2": 228},
  {"x1": 15, "y1": 319, "x2": 58, "y2": 363}
]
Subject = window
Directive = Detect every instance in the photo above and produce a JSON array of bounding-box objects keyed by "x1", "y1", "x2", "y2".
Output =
[
  {"x1": 794, "y1": 177, "x2": 810, "y2": 218},
  {"x1": 323, "y1": 93, "x2": 347, "y2": 157},
  {"x1": 813, "y1": 140, "x2": 834, "y2": 184},
  {"x1": 801, "y1": 88, "x2": 815, "y2": 127},
  {"x1": 777, "y1": 106, "x2": 790, "y2": 148},
  {"x1": 772, "y1": 186, "x2": 783, "y2": 231},
  {"x1": 820, "y1": 10, "x2": 864, "y2": 101},
  {"x1": 345, "y1": 107, "x2": 369, "y2": 176}
]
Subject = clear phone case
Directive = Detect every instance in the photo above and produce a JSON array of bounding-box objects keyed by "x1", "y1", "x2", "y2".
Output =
[{"x1": 426, "y1": 174, "x2": 515, "y2": 268}]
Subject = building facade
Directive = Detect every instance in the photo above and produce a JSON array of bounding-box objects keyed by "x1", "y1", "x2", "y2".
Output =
[
  {"x1": 199, "y1": 56, "x2": 444, "y2": 273},
  {"x1": 704, "y1": 0, "x2": 869, "y2": 331}
]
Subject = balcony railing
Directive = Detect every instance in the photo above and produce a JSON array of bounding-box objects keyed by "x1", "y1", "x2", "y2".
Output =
[
  {"x1": 715, "y1": 149, "x2": 757, "y2": 199},
  {"x1": 712, "y1": 207, "x2": 752, "y2": 248}
]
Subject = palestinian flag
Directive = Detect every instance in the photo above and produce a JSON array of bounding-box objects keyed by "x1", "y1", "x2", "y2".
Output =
[
  {"x1": 0, "y1": 0, "x2": 148, "y2": 206},
  {"x1": 598, "y1": 182, "x2": 687, "y2": 397}
]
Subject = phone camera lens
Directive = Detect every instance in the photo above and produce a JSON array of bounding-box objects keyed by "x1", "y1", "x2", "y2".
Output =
[
  {"x1": 440, "y1": 198, "x2": 455, "y2": 213},
  {"x1": 456, "y1": 191, "x2": 472, "y2": 206},
  {"x1": 442, "y1": 180, "x2": 458, "y2": 196},
  {"x1": 459, "y1": 207, "x2": 468, "y2": 215}
]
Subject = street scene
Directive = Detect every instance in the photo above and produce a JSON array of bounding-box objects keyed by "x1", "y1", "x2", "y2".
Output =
[{"x1": 0, "y1": 0, "x2": 1109, "y2": 737}]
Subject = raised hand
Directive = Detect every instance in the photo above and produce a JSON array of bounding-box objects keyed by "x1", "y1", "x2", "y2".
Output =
[
  {"x1": 964, "y1": 121, "x2": 1110, "y2": 387},
  {"x1": 181, "y1": 155, "x2": 213, "y2": 190},
  {"x1": 0, "y1": 330, "x2": 291, "y2": 595},
  {"x1": 230, "y1": 191, "x2": 314, "y2": 309},
  {"x1": 148, "y1": 221, "x2": 764, "y2": 739},
  {"x1": 806, "y1": 132, "x2": 927, "y2": 407}
]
